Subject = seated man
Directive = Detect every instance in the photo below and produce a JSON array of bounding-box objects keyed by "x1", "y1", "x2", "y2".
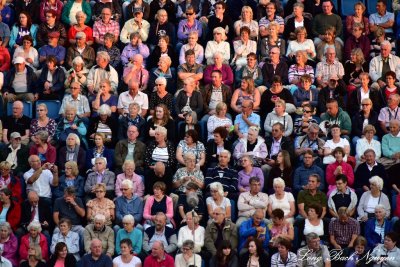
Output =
[
  {"x1": 87, "y1": 51, "x2": 118, "y2": 98},
  {"x1": 114, "y1": 125, "x2": 146, "y2": 174},
  {"x1": 320, "y1": 99, "x2": 352, "y2": 138},
  {"x1": 317, "y1": 74, "x2": 347, "y2": 113},
  {"x1": 233, "y1": 100, "x2": 261, "y2": 139},
  {"x1": 329, "y1": 207, "x2": 360, "y2": 251},
  {"x1": 294, "y1": 123, "x2": 325, "y2": 164},
  {"x1": 238, "y1": 209, "x2": 270, "y2": 254},
  {"x1": 122, "y1": 54, "x2": 149, "y2": 93},
  {"x1": 297, "y1": 174, "x2": 327, "y2": 219},
  {"x1": 297, "y1": 232, "x2": 331, "y2": 267},
  {"x1": 258, "y1": 2, "x2": 284, "y2": 38},
  {"x1": 327, "y1": 175, "x2": 358, "y2": 218},
  {"x1": 117, "y1": 79, "x2": 148, "y2": 117},
  {"x1": 84, "y1": 157, "x2": 115, "y2": 200},
  {"x1": 380, "y1": 119, "x2": 400, "y2": 169},
  {"x1": 293, "y1": 150, "x2": 325, "y2": 196},
  {"x1": 237, "y1": 177, "x2": 269, "y2": 226},
  {"x1": 315, "y1": 48, "x2": 344, "y2": 89},
  {"x1": 58, "y1": 82, "x2": 91, "y2": 118},
  {"x1": 0, "y1": 132, "x2": 29, "y2": 176},
  {"x1": 83, "y1": 214, "x2": 114, "y2": 257},
  {"x1": 65, "y1": 32, "x2": 96, "y2": 70},
  {"x1": 3, "y1": 58, "x2": 37, "y2": 103},
  {"x1": 120, "y1": 8, "x2": 150, "y2": 44},
  {"x1": 114, "y1": 179, "x2": 143, "y2": 232},
  {"x1": 378, "y1": 94, "x2": 400, "y2": 135},
  {"x1": 36, "y1": 10, "x2": 67, "y2": 47},
  {"x1": 235, "y1": 53, "x2": 263, "y2": 89},
  {"x1": 204, "y1": 150, "x2": 239, "y2": 200},
  {"x1": 369, "y1": 0, "x2": 394, "y2": 35},
  {"x1": 93, "y1": 8, "x2": 120, "y2": 46},
  {"x1": 142, "y1": 212, "x2": 177, "y2": 255},
  {"x1": 79, "y1": 239, "x2": 113, "y2": 267},
  {"x1": 261, "y1": 47, "x2": 288, "y2": 87},
  {"x1": 311, "y1": 0, "x2": 342, "y2": 45},
  {"x1": 38, "y1": 31, "x2": 66, "y2": 66},
  {"x1": 177, "y1": 49, "x2": 204, "y2": 89},
  {"x1": 143, "y1": 241, "x2": 174, "y2": 267},
  {"x1": 204, "y1": 207, "x2": 237, "y2": 256}
]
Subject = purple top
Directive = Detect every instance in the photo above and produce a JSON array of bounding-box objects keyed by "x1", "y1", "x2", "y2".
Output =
[
  {"x1": 238, "y1": 166, "x2": 264, "y2": 191},
  {"x1": 203, "y1": 64, "x2": 234, "y2": 89}
]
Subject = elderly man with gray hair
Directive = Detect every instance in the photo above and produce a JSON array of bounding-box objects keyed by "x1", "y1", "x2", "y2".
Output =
[
  {"x1": 117, "y1": 79, "x2": 149, "y2": 117},
  {"x1": 380, "y1": 119, "x2": 400, "y2": 168},
  {"x1": 297, "y1": 232, "x2": 331, "y2": 267},
  {"x1": 294, "y1": 123, "x2": 325, "y2": 163},
  {"x1": 122, "y1": 54, "x2": 149, "y2": 92},
  {"x1": 87, "y1": 51, "x2": 119, "y2": 97},
  {"x1": 83, "y1": 214, "x2": 115, "y2": 257}
]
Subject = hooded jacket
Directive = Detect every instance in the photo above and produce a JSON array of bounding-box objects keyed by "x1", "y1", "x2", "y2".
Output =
[{"x1": 264, "y1": 110, "x2": 294, "y2": 137}]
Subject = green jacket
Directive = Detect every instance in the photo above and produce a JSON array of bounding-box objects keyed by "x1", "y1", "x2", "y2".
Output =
[
  {"x1": 61, "y1": 0, "x2": 92, "y2": 25},
  {"x1": 321, "y1": 108, "x2": 352, "y2": 133}
]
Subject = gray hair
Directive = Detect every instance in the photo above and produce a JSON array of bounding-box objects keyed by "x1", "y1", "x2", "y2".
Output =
[
  {"x1": 248, "y1": 126, "x2": 260, "y2": 136},
  {"x1": 159, "y1": 55, "x2": 172, "y2": 67},
  {"x1": 0, "y1": 222, "x2": 11, "y2": 235},
  {"x1": 210, "y1": 182, "x2": 224, "y2": 197},
  {"x1": 36, "y1": 103, "x2": 48, "y2": 112},
  {"x1": 306, "y1": 232, "x2": 320, "y2": 243},
  {"x1": 219, "y1": 149, "x2": 231, "y2": 158},
  {"x1": 67, "y1": 133, "x2": 80, "y2": 146},
  {"x1": 273, "y1": 177, "x2": 286, "y2": 187},
  {"x1": 122, "y1": 160, "x2": 135, "y2": 172},
  {"x1": 155, "y1": 77, "x2": 167, "y2": 86},
  {"x1": 72, "y1": 56, "x2": 84, "y2": 66},
  {"x1": 27, "y1": 221, "x2": 42, "y2": 232},
  {"x1": 94, "y1": 214, "x2": 106, "y2": 223},
  {"x1": 380, "y1": 40, "x2": 391, "y2": 49},
  {"x1": 121, "y1": 179, "x2": 133, "y2": 189},
  {"x1": 308, "y1": 123, "x2": 320, "y2": 132},
  {"x1": 64, "y1": 104, "x2": 77, "y2": 114},
  {"x1": 98, "y1": 104, "x2": 112, "y2": 116},
  {"x1": 129, "y1": 102, "x2": 142, "y2": 115},
  {"x1": 369, "y1": 176, "x2": 384, "y2": 191},
  {"x1": 97, "y1": 51, "x2": 110, "y2": 62},
  {"x1": 375, "y1": 204, "x2": 386, "y2": 214},
  {"x1": 94, "y1": 157, "x2": 107, "y2": 165},
  {"x1": 122, "y1": 214, "x2": 135, "y2": 224},
  {"x1": 75, "y1": 10, "x2": 87, "y2": 19},
  {"x1": 35, "y1": 130, "x2": 49, "y2": 143},
  {"x1": 182, "y1": 240, "x2": 195, "y2": 250}
]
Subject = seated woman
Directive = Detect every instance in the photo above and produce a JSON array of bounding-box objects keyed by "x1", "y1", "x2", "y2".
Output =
[
  {"x1": 344, "y1": 23, "x2": 370, "y2": 61},
  {"x1": 293, "y1": 104, "x2": 319, "y2": 137},
  {"x1": 206, "y1": 102, "x2": 232, "y2": 141},
  {"x1": 121, "y1": 32, "x2": 149, "y2": 70},
  {"x1": 370, "y1": 26, "x2": 396, "y2": 59},
  {"x1": 144, "y1": 103, "x2": 175, "y2": 143},
  {"x1": 290, "y1": 58, "x2": 316, "y2": 98},
  {"x1": 364, "y1": 204, "x2": 393, "y2": 249},
  {"x1": 344, "y1": 49, "x2": 370, "y2": 99},
  {"x1": 175, "y1": 240, "x2": 202, "y2": 267},
  {"x1": 115, "y1": 215, "x2": 142, "y2": 256},
  {"x1": 87, "y1": 104, "x2": 117, "y2": 148},
  {"x1": 143, "y1": 182, "x2": 174, "y2": 229},
  {"x1": 0, "y1": 162, "x2": 23, "y2": 203},
  {"x1": 53, "y1": 161, "x2": 85, "y2": 200},
  {"x1": 176, "y1": 182, "x2": 205, "y2": 225},
  {"x1": 97, "y1": 33, "x2": 120, "y2": 69},
  {"x1": 9, "y1": 11, "x2": 38, "y2": 49},
  {"x1": 115, "y1": 160, "x2": 144, "y2": 198},
  {"x1": 177, "y1": 111, "x2": 201, "y2": 142},
  {"x1": 67, "y1": 11, "x2": 93, "y2": 46},
  {"x1": 234, "y1": 52, "x2": 263, "y2": 89},
  {"x1": 206, "y1": 182, "x2": 231, "y2": 222},
  {"x1": 238, "y1": 155, "x2": 264, "y2": 192},
  {"x1": 54, "y1": 104, "x2": 88, "y2": 149},
  {"x1": 268, "y1": 208, "x2": 294, "y2": 249},
  {"x1": 205, "y1": 27, "x2": 230, "y2": 65},
  {"x1": 37, "y1": 55, "x2": 65, "y2": 100},
  {"x1": 323, "y1": 124, "x2": 352, "y2": 165},
  {"x1": 47, "y1": 242, "x2": 77, "y2": 267},
  {"x1": 86, "y1": 183, "x2": 115, "y2": 226},
  {"x1": 268, "y1": 178, "x2": 295, "y2": 224},
  {"x1": 345, "y1": 1, "x2": 369, "y2": 36},
  {"x1": 264, "y1": 99, "x2": 294, "y2": 137},
  {"x1": 355, "y1": 124, "x2": 381, "y2": 165},
  {"x1": 86, "y1": 133, "x2": 114, "y2": 171},
  {"x1": 20, "y1": 245, "x2": 46, "y2": 267},
  {"x1": 30, "y1": 103, "x2": 57, "y2": 142},
  {"x1": 357, "y1": 176, "x2": 391, "y2": 222},
  {"x1": 172, "y1": 152, "x2": 204, "y2": 196},
  {"x1": 233, "y1": 6, "x2": 258, "y2": 40},
  {"x1": 176, "y1": 5, "x2": 202, "y2": 49},
  {"x1": 206, "y1": 127, "x2": 231, "y2": 169},
  {"x1": 118, "y1": 103, "x2": 146, "y2": 141},
  {"x1": 148, "y1": 78, "x2": 173, "y2": 116},
  {"x1": 13, "y1": 35, "x2": 39, "y2": 71},
  {"x1": 39, "y1": 0, "x2": 63, "y2": 23},
  {"x1": 233, "y1": 126, "x2": 268, "y2": 167},
  {"x1": 179, "y1": 31, "x2": 204, "y2": 65},
  {"x1": 64, "y1": 56, "x2": 89, "y2": 91},
  {"x1": 230, "y1": 77, "x2": 260, "y2": 114},
  {"x1": 176, "y1": 129, "x2": 206, "y2": 169},
  {"x1": 209, "y1": 240, "x2": 238, "y2": 267},
  {"x1": 91, "y1": 80, "x2": 117, "y2": 117},
  {"x1": 147, "y1": 55, "x2": 177, "y2": 94},
  {"x1": 147, "y1": 35, "x2": 178, "y2": 70},
  {"x1": 174, "y1": 77, "x2": 204, "y2": 120},
  {"x1": 29, "y1": 130, "x2": 56, "y2": 164},
  {"x1": 203, "y1": 52, "x2": 234, "y2": 89},
  {"x1": 19, "y1": 221, "x2": 49, "y2": 262},
  {"x1": 286, "y1": 26, "x2": 316, "y2": 65},
  {"x1": 57, "y1": 133, "x2": 86, "y2": 175},
  {"x1": 62, "y1": 0, "x2": 91, "y2": 26},
  {"x1": 232, "y1": 26, "x2": 257, "y2": 70},
  {"x1": 260, "y1": 21, "x2": 285, "y2": 62},
  {"x1": 283, "y1": 2, "x2": 312, "y2": 41},
  {"x1": 113, "y1": 238, "x2": 141, "y2": 266},
  {"x1": 50, "y1": 218, "x2": 80, "y2": 261},
  {"x1": 239, "y1": 237, "x2": 268, "y2": 267},
  {"x1": 177, "y1": 211, "x2": 204, "y2": 253},
  {"x1": 267, "y1": 151, "x2": 293, "y2": 192},
  {"x1": 316, "y1": 26, "x2": 343, "y2": 62},
  {"x1": 270, "y1": 237, "x2": 298, "y2": 266},
  {"x1": 0, "y1": 222, "x2": 18, "y2": 266},
  {"x1": 326, "y1": 147, "x2": 355, "y2": 195}
]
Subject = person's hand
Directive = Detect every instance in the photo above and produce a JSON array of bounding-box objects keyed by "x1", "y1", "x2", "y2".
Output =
[
  {"x1": 199, "y1": 16, "x2": 208, "y2": 23},
  {"x1": 360, "y1": 216, "x2": 368, "y2": 222},
  {"x1": 377, "y1": 80, "x2": 386, "y2": 88},
  {"x1": 183, "y1": 176, "x2": 190, "y2": 182},
  {"x1": 42, "y1": 221, "x2": 49, "y2": 227},
  {"x1": 178, "y1": 114, "x2": 185, "y2": 119},
  {"x1": 26, "y1": 58, "x2": 33, "y2": 64},
  {"x1": 70, "y1": 124, "x2": 78, "y2": 130},
  {"x1": 44, "y1": 81, "x2": 51, "y2": 90},
  {"x1": 256, "y1": 226, "x2": 264, "y2": 232},
  {"x1": 149, "y1": 129, "x2": 155, "y2": 136},
  {"x1": 302, "y1": 184, "x2": 309, "y2": 190}
]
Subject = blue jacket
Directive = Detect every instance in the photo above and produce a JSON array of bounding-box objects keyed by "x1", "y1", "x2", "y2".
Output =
[
  {"x1": 52, "y1": 175, "x2": 85, "y2": 199},
  {"x1": 293, "y1": 163, "x2": 325, "y2": 193},
  {"x1": 114, "y1": 195, "x2": 144, "y2": 226},
  {"x1": 37, "y1": 66, "x2": 65, "y2": 97},
  {"x1": 85, "y1": 148, "x2": 114, "y2": 171},
  {"x1": 4, "y1": 66, "x2": 37, "y2": 94},
  {"x1": 9, "y1": 24, "x2": 38, "y2": 48},
  {"x1": 365, "y1": 218, "x2": 392, "y2": 249},
  {"x1": 239, "y1": 218, "x2": 270, "y2": 251}
]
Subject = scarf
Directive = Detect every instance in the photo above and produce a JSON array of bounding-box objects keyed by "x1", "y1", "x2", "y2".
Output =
[{"x1": 66, "y1": 145, "x2": 80, "y2": 162}]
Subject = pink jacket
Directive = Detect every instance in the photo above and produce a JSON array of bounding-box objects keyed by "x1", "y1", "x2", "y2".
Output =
[
  {"x1": 19, "y1": 233, "x2": 49, "y2": 261},
  {"x1": 326, "y1": 161, "x2": 354, "y2": 195},
  {"x1": 143, "y1": 195, "x2": 174, "y2": 220},
  {"x1": 115, "y1": 173, "x2": 144, "y2": 197}
]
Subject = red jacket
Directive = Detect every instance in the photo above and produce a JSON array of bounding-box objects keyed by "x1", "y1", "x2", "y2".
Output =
[
  {"x1": 1, "y1": 175, "x2": 23, "y2": 203},
  {"x1": 29, "y1": 143, "x2": 57, "y2": 164},
  {"x1": 0, "y1": 200, "x2": 21, "y2": 231},
  {"x1": 19, "y1": 233, "x2": 49, "y2": 261},
  {"x1": 326, "y1": 161, "x2": 354, "y2": 187}
]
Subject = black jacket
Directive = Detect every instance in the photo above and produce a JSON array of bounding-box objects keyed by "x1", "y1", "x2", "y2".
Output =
[
  {"x1": 348, "y1": 88, "x2": 380, "y2": 117},
  {"x1": 265, "y1": 136, "x2": 294, "y2": 164},
  {"x1": 20, "y1": 198, "x2": 54, "y2": 232},
  {"x1": 47, "y1": 253, "x2": 77, "y2": 267},
  {"x1": 3, "y1": 66, "x2": 37, "y2": 94},
  {"x1": 351, "y1": 110, "x2": 379, "y2": 137},
  {"x1": 239, "y1": 251, "x2": 269, "y2": 267},
  {"x1": 0, "y1": 144, "x2": 30, "y2": 176},
  {"x1": 317, "y1": 82, "x2": 347, "y2": 114}
]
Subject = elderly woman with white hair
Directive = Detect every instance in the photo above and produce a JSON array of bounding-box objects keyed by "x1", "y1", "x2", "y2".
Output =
[
  {"x1": 83, "y1": 214, "x2": 115, "y2": 257},
  {"x1": 357, "y1": 176, "x2": 391, "y2": 222},
  {"x1": 115, "y1": 160, "x2": 144, "y2": 198},
  {"x1": 64, "y1": 56, "x2": 89, "y2": 90},
  {"x1": 88, "y1": 104, "x2": 117, "y2": 147},
  {"x1": 148, "y1": 54, "x2": 177, "y2": 94},
  {"x1": 205, "y1": 27, "x2": 230, "y2": 65},
  {"x1": 144, "y1": 126, "x2": 176, "y2": 172},
  {"x1": 115, "y1": 214, "x2": 142, "y2": 255},
  {"x1": 175, "y1": 239, "x2": 202, "y2": 267},
  {"x1": 65, "y1": 8, "x2": 93, "y2": 40},
  {"x1": 58, "y1": 133, "x2": 86, "y2": 174},
  {"x1": 206, "y1": 102, "x2": 232, "y2": 141},
  {"x1": 268, "y1": 178, "x2": 295, "y2": 224},
  {"x1": 179, "y1": 31, "x2": 204, "y2": 65},
  {"x1": 173, "y1": 152, "x2": 204, "y2": 196},
  {"x1": 19, "y1": 221, "x2": 49, "y2": 262},
  {"x1": 149, "y1": 77, "x2": 173, "y2": 115},
  {"x1": 55, "y1": 104, "x2": 88, "y2": 147},
  {"x1": 365, "y1": 204, "x2": 394, "y2": 249},
  {"x1": 233, "y1": 126, "x2": 268, "y2": 167},
  {"x1": 238, "y1": 155, "x2": 264, "y2": 192},
  {"x1": 0, "y1": 222, "x2": 18, "y2": 266},
  {"x1": 206, "y1": 182, "x2": 231, "y2": 222}
]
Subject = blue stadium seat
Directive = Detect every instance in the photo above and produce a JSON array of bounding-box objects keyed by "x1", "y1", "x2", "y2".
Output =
[
  {"x1": 36, "y1": 100, "x2": 61, "y2": 120},
  {"x1": 7, "y1": 101, "x2": 33, "y2": 118},
  {"x1": 341, "y1": 0, "x2": 365, "y2": 17}
]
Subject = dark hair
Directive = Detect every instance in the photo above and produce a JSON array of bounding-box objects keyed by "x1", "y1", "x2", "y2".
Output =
[
  {"x1": 46, "y1": 55, "x2": 58, "y2": 65},
  {"x1": 271, "y1": 208, "x2": 284, "y2": 219},
  {"x1": 59, "y1": 218, "x2": 72, "y2": 227},
  {"x1": 185, "y1": 49, "x2": 195, "y2": 57},
  {"x1": 215, "y1": 1, "x2": 226, "y2": 9},
  {"x1": 245, "y1": 237, "x2": 264, "y2": 257},
  {"x1": 307, "y1": 203, "x2": 323, "y2": 218},
  {"x1": 211, "y1": 69, "x2": 223, "y2": 77},
  {"x1": 326, "y1": 98, "x2": 338, "y2": 105},
  {"x1": 45, "y1": 9, "x2": 58, "y2": 19},
  {"x1": 247, "y1": 52, "x2": 257, "y2": 60},
  {"x1": 186, "y1": 129, "x2": 199, "y2": 143},
  {"x1": 240, "y1": 26, "x2": 251, "y2": 35},
  {"x1": 385, "y1": 232, "x2": 399, "y2": 243},
  {"x1": 18, "y1": 11, "x2": 33, "y2": 28},
  {"x1": 120, "y1": 238, "x2": 133, "y2": 247},
  {"x1": 332, "y1": 146, "x2": 345, "y2": 157},
  {"x1": 249, "y1": 176, "x2": 260, "y2": 184},
  {"x1": 303, "y1": 150, "x2": 314, "y2": 157},
  {"x1": 216, "y1": 240, "x2": 233, "y2": 265},
  {"x1": 377, "y1": 0, "x2": 387, "y2": 6},
  {"x1": 213, "y1": 126, "x2": 228, "y2": 139},
  {"x1": 272, "y1": 75, "x2": 282, "y2": 84},
  {"x1": 276, "y1": 237, "x2": 292, "y2": 250},
  {"x1": 22, "y1": 35, "x2": 34, "y2": 45},
  {"x1": 55, "y1": 242, "x2": 68, "y2": 258},
  {"x1": 153, "y1": 181, "x2": 166, "y2": 193},
  {"x1": 64, "y1": 186, "x2": 76, "y2": 195},
  {"x1": 309, "y1": 173, "x2": 321, "y2": 183},
  {"x1": 335, "y1": 174, "x2": 348, "y2": 184},
  {"x1": 385, "y1": 71, "x2": 396, "y2": 80}
]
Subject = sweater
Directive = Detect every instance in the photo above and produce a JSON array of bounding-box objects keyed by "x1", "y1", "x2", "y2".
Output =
[
  {"x1": 357, "y1": 191, "x2": 391, "y2": 220},
  {"x1": 382, "y1": 133, "x2": 400, "y2": 158},
  {"x1": 264, "y1": 111, "x2": 294, "y2": 137},
  {"x1": 115, "y1": 228, "x2": 142, "y2": 255}
]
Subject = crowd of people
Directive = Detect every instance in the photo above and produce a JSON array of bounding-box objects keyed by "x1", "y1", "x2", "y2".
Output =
[{"x1": 1, "y1": 0, "x2": 400, "y2": 266}]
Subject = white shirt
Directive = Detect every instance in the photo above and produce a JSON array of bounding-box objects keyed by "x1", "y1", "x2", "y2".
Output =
[
  {"x1": 24, "y1": 168, "x2": 54, "y2": 198},
  {"x1": 117, "y1": 91, "x2": 149, "y2": 114},
  {"x1": 177, "y1": 225, "x2": 205, "y2": 253},
  {"x1": 112, "y1": 255, "x2": 141, "y2": 267}
]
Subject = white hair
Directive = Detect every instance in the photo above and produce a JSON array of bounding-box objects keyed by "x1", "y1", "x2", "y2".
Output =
[
  {"x1": 369, "y1": 176, "x2": 384, "y2": 191},
  {"x1": 210, "y1": 182, "x2": 224, "y2": 197},
  {"x1": 273, "y1": 177, "x2": 286, "y2": 187},
  {"x1": 122, "y1": 214, "x2": 135, "y2": 224}
]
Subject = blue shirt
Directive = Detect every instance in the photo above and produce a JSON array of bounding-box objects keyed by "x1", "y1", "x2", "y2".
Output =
[
  {"x1": 39, "y1": 44, "x2": 66, "y2": 64},
  {"x1": 115, "y1": 228, "x2": 142, "y2": 255},
  {"x1": 234, "y1": 112, "x2": 261, "y2": 135},
  {"x1": 369, "y1": 11, "x2": 395, "y2": 33},
  {"x1": 79, "y1": 253, "x2": 113, "y2": 267}
]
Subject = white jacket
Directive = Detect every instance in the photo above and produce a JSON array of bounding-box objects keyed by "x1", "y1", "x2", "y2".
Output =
[{"x1": 369, "y1": 54, "x2": 400, "y2": 82}]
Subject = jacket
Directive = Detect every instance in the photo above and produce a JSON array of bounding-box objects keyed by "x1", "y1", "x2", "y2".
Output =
[
  {"x1": 233, "y1": 136, "x2": 268, "y2": 162},
  {"x1": 201, "y1": 84, "x2": 232, "y2": 114},
  {"x1": 293, "y1": 163, "x2": 325, "y2": 193},
  {"x1": 143, "y1": 195, "x2": 173, "y2": 221},
  {"x1": 204, "y1": 220, "x2": 238, "y2": 255},
  {"x1": 36, "y1": 22, "x2": 67, "y2": 47},
  {"x1": 83, "y1": 224, "x2": 114, "y2": 255},
  {"x1": 320, "y1": 108, "x2": 352, "y2": 134},
  {"x1": 20, "y1": 198, "x2": 53, "y2": 231},
  {"x1": 114, "y1": 139, "x2": 146, "y2": 172},
  {"x1": 265, "y1": 136, "x2": 294, "y2": 162},
  {"x1": 65, "y1": 45, "x2": 96, "y2": 70},
  {"x1": 239, "y1": 251, "x2": 269, "y2": 267},
  {"x1": 238, "y1": 218, "x2": 270, "y2": 251},
  {"x1": 19, "y1": 233, "x2": 49, "y2": 261},
  {"x1": 261, "y1": 60, "x2": 289, "y2": 86},
  {"x1": 369, "y1": 54, "x2": 400, "y2": 82},
  {"x1": 264, "y1": 111, "x2": 294, "y2": 137},
  {"x1": 349, "y1": 89, "x2": 380, "y2": 117},
  {"x1": 318, "y1": 84, "x2": 347, "y2": 113},
  {"x1": 54, "y1": 116, "x2": 87, "y2": 147},
  {"x1": 87, "y1": 116, "x2": 118, "y2": 148},
  {"x1": 84, "y1": 170, "x2": 115, "y2": 193},
  {"x1": 57, "y1": 146, "x2": 86, "y2": 175},
  {"x1": 29, "y1": 143, "x2": 56, "y2": 164},
  {"x1": 114, "y1": 195, "x2": 144, "y2": 225},
  {"x1": 144, "y1": 141, "x2": 176, "y2": 169},
  {"x1": 365, "y1": 218, "x2": 392, "y2": 249},
  {"x1": 61, "y1": 0, "x2": 91, "y2": 25},
  {"x1": 53, "y1": 174, "x2": 85, "y2": 199},
  {"x1": 3, "y1": 66, "x2": 37, "y2": 94},
  {"x1": 120, "y1": 18, "x2": 150, "y2": 43},
  {"x1": 37, "y1": 66, "x2": 65, "y2": 97},
  {"x1": 87, "y1": 64, "x2": 119, "y2": 92},
  {"x1": 357, "y1": 191, "x2": 391, "y2": 220},
  {"x1": 0, "y1": 200, "x2": 21, "y2": 231},
  {"x1": 9, "y1": 24, "x2": 38, "y2": 48},
  {"x1": 143, "y1": 226, "x2": 177, "y2": 254},
  {"x1": 85, "y1": 148, "x2": 114, "y2": 171}
]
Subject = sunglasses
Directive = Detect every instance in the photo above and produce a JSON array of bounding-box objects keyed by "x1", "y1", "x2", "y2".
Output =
[
  {"x1": 186, "y1": 12, "x2": 194, "y2": 15},
  {"x1": 303, "y1": 110, "x2": 312, "y2": 113}
]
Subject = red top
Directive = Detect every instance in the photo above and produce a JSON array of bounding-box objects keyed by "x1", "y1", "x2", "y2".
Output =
[
  {"x1": 67, "y1": 25, "x2": 94, "y2": 43},
  {"x1": 144, "y1": 253, "x2": 175, "y2": 267}
]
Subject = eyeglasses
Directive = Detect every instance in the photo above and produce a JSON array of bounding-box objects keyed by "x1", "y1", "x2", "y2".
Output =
[
  {"x1": 303, "y1": 110, "x2": 312, "y2": 113},
  {"x1": 36, "y1": 109, "x2": 45, "y2": 112},
  {"x1": 182, "y1": 247, "x2": 191, "y2": 251},
  {"x1": 155, "y1": 84, "x2": 163, "y2": 86},
  {"x1": 361, "y1": 103, "x2": 371, "y2": 106},
  {"x1": 121, "y1": 188, "x2": 129, "y2": 191},
  {"x1": 186, "y1": 13, "x2": 194, "y2": 15}
]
